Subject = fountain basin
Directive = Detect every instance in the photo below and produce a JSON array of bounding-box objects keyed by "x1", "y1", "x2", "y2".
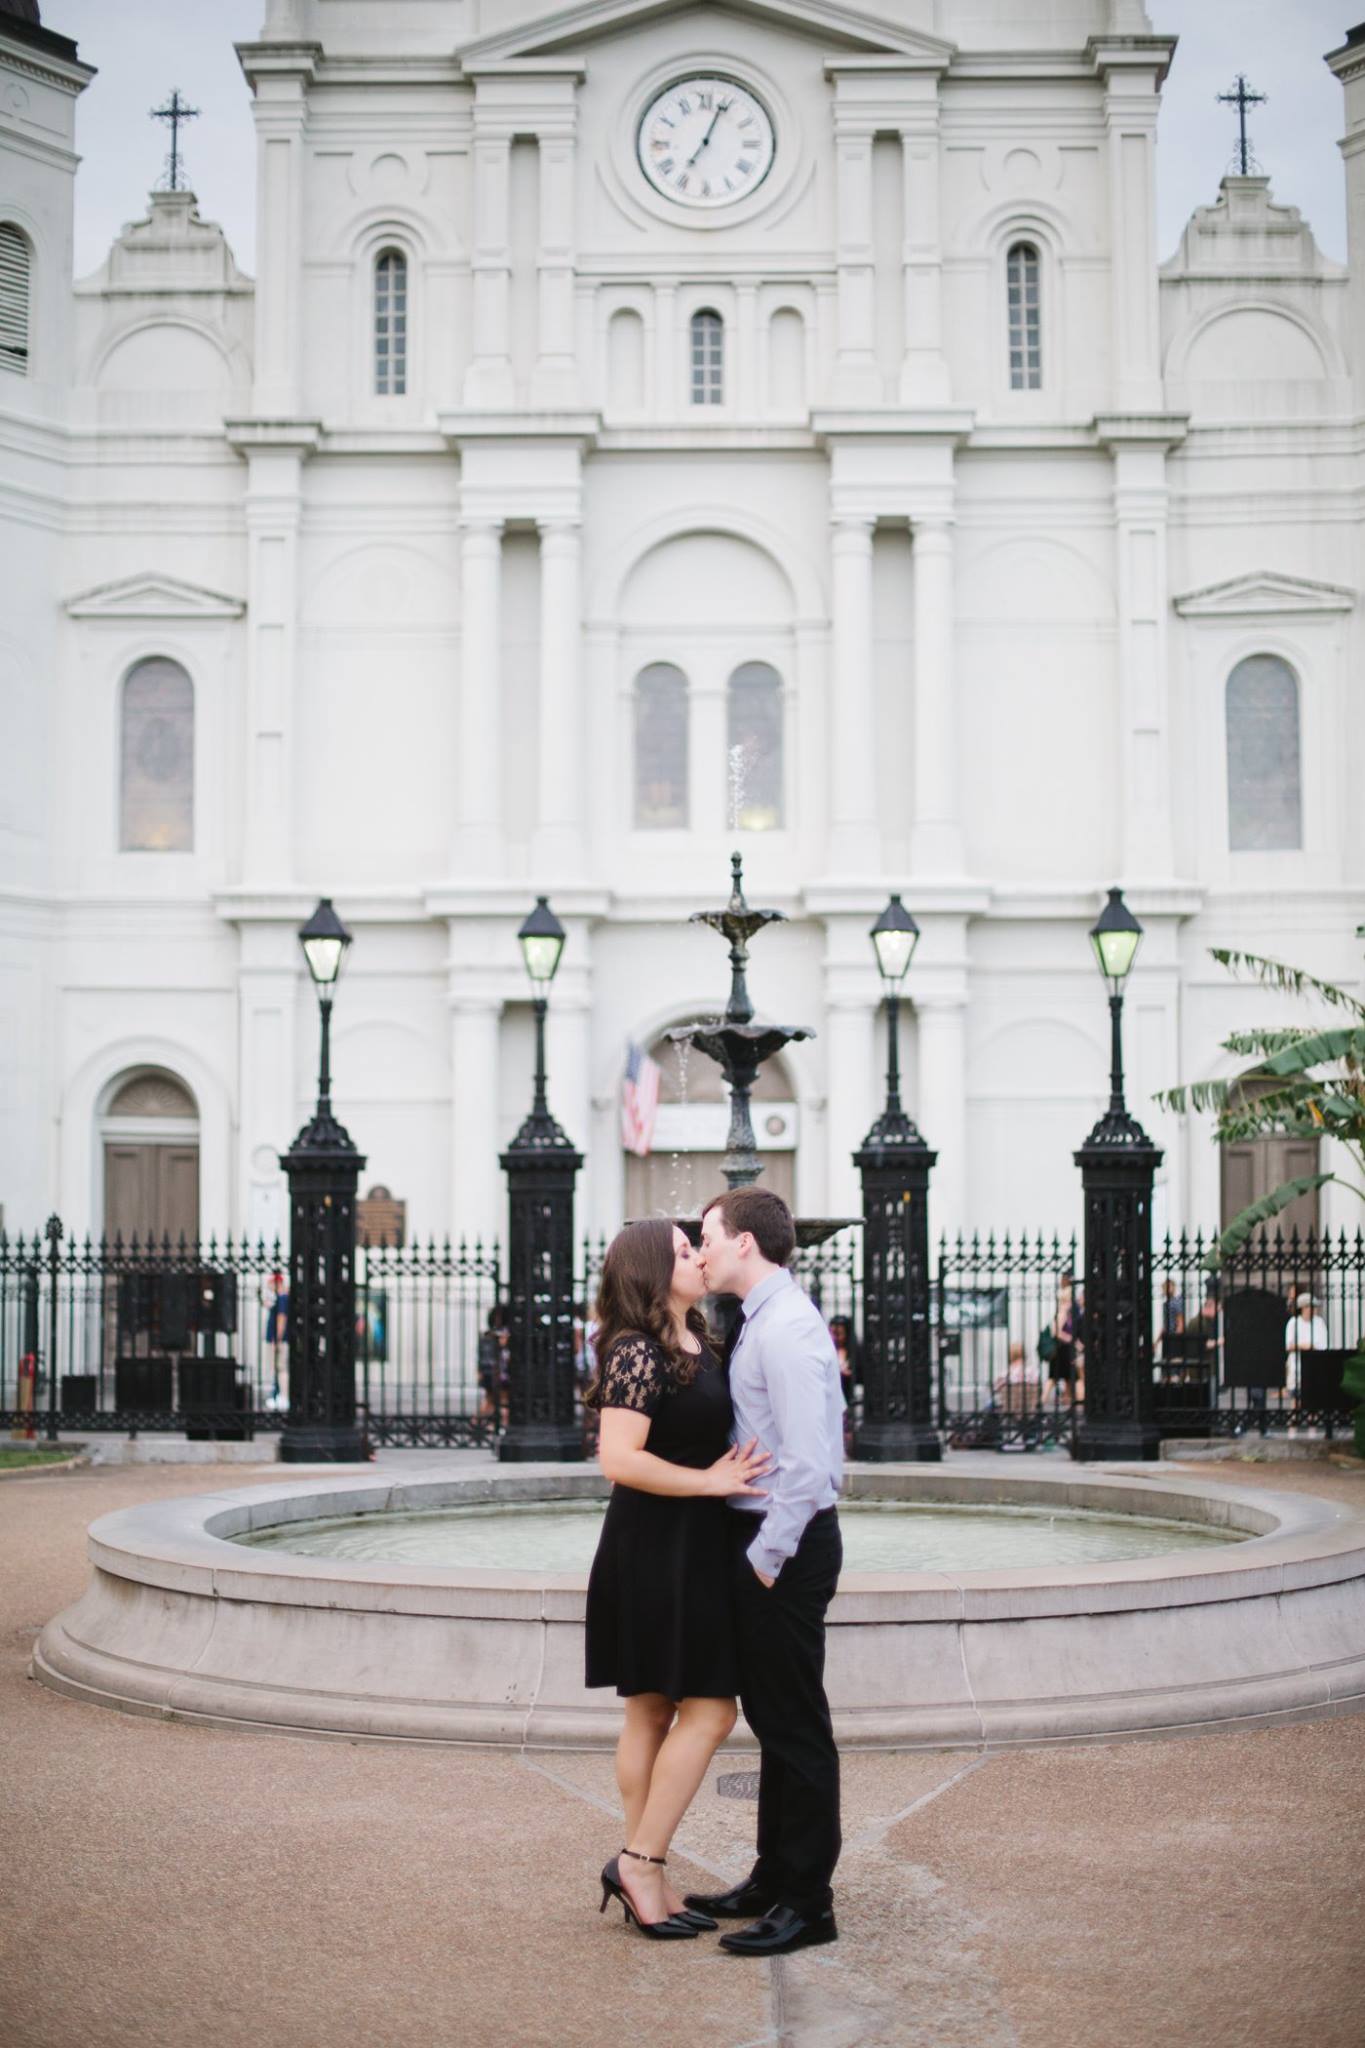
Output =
[{"x1": 33, "y1": 1463, "x2": 1365, "y2": 1749}]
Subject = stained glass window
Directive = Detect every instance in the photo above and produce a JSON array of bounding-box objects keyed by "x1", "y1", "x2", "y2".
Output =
[
  {"x1": 120, "y1": 659, "x2": 193, "y2": 852},
  {"x1": 635, "y1": 664, "x2": 688, "y2": 827},
  {"x1": 1226, "y1": 654, "x2": 1302, "y2": 851}
]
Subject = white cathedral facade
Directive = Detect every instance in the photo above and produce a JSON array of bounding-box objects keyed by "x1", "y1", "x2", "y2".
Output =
[{"x1": 2, "y1": 0, "x2": 1364, "y2": 1252}]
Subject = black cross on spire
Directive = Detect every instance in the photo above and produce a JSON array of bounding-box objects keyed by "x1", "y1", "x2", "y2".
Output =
[
  {"x1": 1217, "y1": 73, "x2": 1267, "y2": 178},
  {"x1": 150, "y1": 87, "x2": 200, "y2": 193}
]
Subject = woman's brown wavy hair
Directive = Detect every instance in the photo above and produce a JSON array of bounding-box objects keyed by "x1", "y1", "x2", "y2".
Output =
[{"x1": 583, "y1": 1217, "x2": 710, "y2": 1411}]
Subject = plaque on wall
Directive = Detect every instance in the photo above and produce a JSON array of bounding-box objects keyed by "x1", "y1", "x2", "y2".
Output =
[{"x1": 357, "y1": 1185, "x2": 406, "y2": 1248}]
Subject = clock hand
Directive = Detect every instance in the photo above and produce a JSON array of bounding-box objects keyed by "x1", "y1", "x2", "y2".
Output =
[{"x1": 687, "y1": 105, "x2": 724, "y2": 167}]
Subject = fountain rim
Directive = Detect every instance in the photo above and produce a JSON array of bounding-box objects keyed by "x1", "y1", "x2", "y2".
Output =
[{"x1": 77, "y1": 1464, "x2": 1365, "y2": 1624}]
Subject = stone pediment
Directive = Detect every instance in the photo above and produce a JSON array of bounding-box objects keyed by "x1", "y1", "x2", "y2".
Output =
[
  {"x1": 64, "y1": 574, "x2": 246, "y2": 621},
  {"x1": 1173, "y1": 572, "x2": 1355, "y2": 618},
  {"x1": 461, "y1": 0, "x2": 954, "y2": 63}
]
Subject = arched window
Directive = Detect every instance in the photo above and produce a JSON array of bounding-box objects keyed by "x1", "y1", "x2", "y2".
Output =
[
  {"x1": 374, "y1": 248, "x2": 407, "y2": 395},
  {"x1": 690, "y1": 308, "x2": 724, "y2": 406},
  {"x1": 634, "y1": 663, "x2": 688, "y2": 828},
  {"x1": 727, "y1": 662, "x2": 784, "y2": 830},
  {"x1": 0, "y1": 223, "x2": 31, "y2": 376},
  {"x1": 1006, "y1": 241, "x2": 1041, "y2": 391},
  {"x1": 1226, "y1": 654, "x2": 1302, "y2": 852},
  {"x1": 607, "y1": 307, "x2": 645, "y2": 410},
  {"x1": 120, "y1": 658, "x2": 194, "y2": 851}
]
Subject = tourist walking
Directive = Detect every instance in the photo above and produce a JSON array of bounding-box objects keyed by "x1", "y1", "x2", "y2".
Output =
[
  {"x1": 583, "y1": 1218, "x2": 770, "y2": 1941},
  {"x1": 688, "y1": 1187, "x2": 846, "y2": 1957}
]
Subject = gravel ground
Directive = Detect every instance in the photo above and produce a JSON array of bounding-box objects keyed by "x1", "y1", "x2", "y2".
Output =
[{"x1": 1, "y1": 1455, "x2": 1363, "y2": 2048}]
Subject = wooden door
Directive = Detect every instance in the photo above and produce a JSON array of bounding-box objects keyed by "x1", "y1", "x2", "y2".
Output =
[
  {"x1": 103, "y1": 1143, "x2": 200, "y2": 1243},
  {"x1": 1220, "y1": 1134, "x2": 1319, "y2": 1238}
]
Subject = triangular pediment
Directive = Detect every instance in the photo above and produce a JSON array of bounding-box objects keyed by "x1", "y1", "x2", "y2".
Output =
[
  {"x1": 1173, "y1": 571, "x2": 1355, "y2": 618},
  {"x1": 64, "y1": 574, "x2": 246, "y2": 620},
  {"x1": 461, "y1": 0, "x2": 954, "y2": 64}
]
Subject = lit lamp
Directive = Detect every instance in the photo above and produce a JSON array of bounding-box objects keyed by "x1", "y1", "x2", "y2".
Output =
[
  {"x1": 518, "y1": 896, "x2": 566, "y2": 1131},
  {"x1": 298, "y1": 897, "x2": 352, "y2": 1117},
  {"x1": 869, "y1": 894, "x2": 919, "y2": 1135},
  {"x1": 1088, "y1": 885, "x2": 1143, "y2": 1119}
]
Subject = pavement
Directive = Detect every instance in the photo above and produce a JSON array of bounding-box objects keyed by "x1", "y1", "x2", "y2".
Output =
[{"x1": 2, "y1": 1454, "x2": 1364, "y2": 2048}]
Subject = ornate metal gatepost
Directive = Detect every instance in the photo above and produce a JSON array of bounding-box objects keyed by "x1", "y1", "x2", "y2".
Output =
[
  {"x1": 499, "y1": 899, "x2": 585, "y2": 1464},
  {"x1": 1073, "y1": 888, "x2": 1163, "y2": 1463},
  {"x1": 853, "y1": 898, "x2": 942, "y2": 1462},
  {"x1": 280, "y1": 901, "x2": 366, "y2": 1463}
]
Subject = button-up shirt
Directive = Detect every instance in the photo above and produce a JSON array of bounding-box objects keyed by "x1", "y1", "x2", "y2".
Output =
[{"x1": 727, "y1": 1267, "x2": 844, "y2": 1580}]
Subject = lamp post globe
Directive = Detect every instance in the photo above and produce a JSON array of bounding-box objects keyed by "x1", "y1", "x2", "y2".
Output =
[{"x1": 279, "y1": 898, "x2": 366, "y2": 1464}]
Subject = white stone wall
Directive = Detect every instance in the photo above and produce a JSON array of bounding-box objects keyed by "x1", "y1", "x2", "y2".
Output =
[{"x1": 1, "y1": 0, "x2": 1362, "y2": 1254}]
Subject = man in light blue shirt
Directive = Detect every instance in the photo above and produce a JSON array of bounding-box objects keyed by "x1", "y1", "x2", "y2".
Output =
[{"x1": 687, "y1": 1187, "x2": 845, "y2": 1957}]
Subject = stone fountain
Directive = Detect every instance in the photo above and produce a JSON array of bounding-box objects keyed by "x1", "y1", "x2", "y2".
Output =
[{"x1": 671, "y1": 851, "x2": 851, "y2": 1249}]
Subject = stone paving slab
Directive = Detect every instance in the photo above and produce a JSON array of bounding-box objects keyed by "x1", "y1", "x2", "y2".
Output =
[{"x1": 2, "y1": 1459, "x2": 1364, "y2": 2048}]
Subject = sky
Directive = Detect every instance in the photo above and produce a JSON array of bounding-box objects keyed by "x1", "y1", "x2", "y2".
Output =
[{"x1": 52, "y1": 0, "x2": 1355, "y2": 278}]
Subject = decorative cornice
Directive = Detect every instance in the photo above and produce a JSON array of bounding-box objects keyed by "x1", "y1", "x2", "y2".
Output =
[
  {"x1": 64, "y1": 574, "x2": 245, "y2": 621},
  {"x1": 458, "y1": 0, "x2": 949, "y2": 66},
  {"x1": 1094, "y1": 412, "x2": 1189, "y2": 450},
  {"x1": 1173, "y1": 571, "x2": 1356, "y2": 618},
  {"x1": 224, "y1": 418, "x2": 323, "y2": 455}
]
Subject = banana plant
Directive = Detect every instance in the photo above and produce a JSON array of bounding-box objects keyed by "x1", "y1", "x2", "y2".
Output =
[{"x1": 1156, "y1": 948, "x2": 1365, "y2": 1263}]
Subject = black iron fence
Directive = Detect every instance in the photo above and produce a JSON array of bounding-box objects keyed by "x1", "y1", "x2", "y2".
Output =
[{"x1": 3, "y1": 1220, "x2": 1358, "y2": 1452}]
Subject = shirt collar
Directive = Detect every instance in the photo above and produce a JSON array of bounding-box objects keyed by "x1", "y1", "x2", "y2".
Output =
[{"x1": 740, "y1": 1267, "x2": 794, "y2": 1321}]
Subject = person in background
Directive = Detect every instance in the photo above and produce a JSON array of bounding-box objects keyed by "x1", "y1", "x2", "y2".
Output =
[
  {"x1": 477, "y1": 1303, "x2": 510, "y2": 1427},
  {"x1": 1284, "y1": 1291, "x2": 1328, "y2": 1396},
  {"x1": 827, "y1": 1315, "x2": 857, "y2": 1446}
]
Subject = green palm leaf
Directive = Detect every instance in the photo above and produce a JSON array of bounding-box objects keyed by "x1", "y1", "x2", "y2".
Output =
[
  {"x1": 1210, "y1": 950, "x2": 1365, "y2": 1019},
  {"x1": 1208, "y1": 1173, "x2": 1337, "y2": 1267}
]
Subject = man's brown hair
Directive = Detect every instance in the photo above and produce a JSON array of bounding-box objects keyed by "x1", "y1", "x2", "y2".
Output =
[{"x1": 701, "y1": 1186, "x2": 797, "y2": 1267}]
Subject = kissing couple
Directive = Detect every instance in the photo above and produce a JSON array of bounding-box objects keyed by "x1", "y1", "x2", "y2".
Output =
[{"x1": 583, "y1": 1186, "x2": 845, "y2": 1955}]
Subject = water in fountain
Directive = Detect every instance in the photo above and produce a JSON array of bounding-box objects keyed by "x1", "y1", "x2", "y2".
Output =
[{"x1": 727, "y1": 741, "x2": 747, "y2": 833}]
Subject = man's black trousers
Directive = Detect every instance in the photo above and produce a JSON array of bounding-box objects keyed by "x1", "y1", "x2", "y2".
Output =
[{"x1": 732, "y1": 1507, "x2": 842, "y2": 1917}]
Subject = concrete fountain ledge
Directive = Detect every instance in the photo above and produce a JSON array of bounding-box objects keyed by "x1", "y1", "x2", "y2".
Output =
[{"x1": 32, "y1": 1463, "x2": 1365, "y2": 1750}]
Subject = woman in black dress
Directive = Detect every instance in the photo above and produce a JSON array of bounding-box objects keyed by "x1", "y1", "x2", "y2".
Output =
[{"x1": 584, "y1": 1218, "x2": 769, "y2": 1939}]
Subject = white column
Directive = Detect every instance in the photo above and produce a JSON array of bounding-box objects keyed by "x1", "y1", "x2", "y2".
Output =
[
  {"x1": 250, "y1": 65, "x2": 309, "y2": 417},
  {"x1": 241, "y1": 448, "x2": 303, "y2": 884},
  {"x1": 235, "y1": 921, "x2": 298, "y2": 1245},
  {"x1": 534, "y1": 519, "x2": 586, "y2": 875},
  {"x1": 828, "y1": 516, "x2": 879, "y2": 872},
  {"x1": 532, "y1": 131, "x2": 579, "y2": 407},
  {"x1": 1112, "y1": 442, "x2": 1175, "y2": 878},
  {"x1": 910, "y1": 518, "x2": 963, "y2": 875},
  {"x1": 1097, "y1": 49, "x2": 1165, "y2": 412},
  {"x1": 915, "y1": 995, "x2": 966, "y2": 1242},
  {"x1": 833, "y1": 124, "x2": 880, "y2": 403},
  {"x1": 454, "y1": 517, "x2": 504, "y2": 875},
  {"x1": 824, "y1": 997, "x2": 877, "y2": 1217},
  {"x1": 654, "y1": 282, "x2": 677, "y2": 419},
  {"x1": 899, "y1": 118, "x2": 951, "y2": 404},
  {"x1": 464, "y1": 121, "x2": 515, "y2": 408},
  {"x1": 450, "y1": 997, "x2": 504, "y2": 1244}
]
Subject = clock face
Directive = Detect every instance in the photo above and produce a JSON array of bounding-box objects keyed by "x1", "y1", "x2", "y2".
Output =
[{"x1": 637, "y1": 76, "x2": 775, "y2": 209}]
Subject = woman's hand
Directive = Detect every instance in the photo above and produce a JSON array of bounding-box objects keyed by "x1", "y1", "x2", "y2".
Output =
[{"x1": 701, "y1": 1437, "x2": 771, "y2": 1498}]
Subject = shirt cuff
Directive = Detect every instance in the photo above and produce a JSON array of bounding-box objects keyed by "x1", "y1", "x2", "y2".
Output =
[{"x1": 747, "y1": 1533, "x2": 788, "y2": 1580}]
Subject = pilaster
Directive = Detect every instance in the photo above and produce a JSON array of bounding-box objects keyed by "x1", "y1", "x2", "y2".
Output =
[
  {"x1": 237, "y1": 42, "x2": 319, "y2": 419},
  {"x1": 1088, "y1": 37, "x2": 1175, "y2": 414}
]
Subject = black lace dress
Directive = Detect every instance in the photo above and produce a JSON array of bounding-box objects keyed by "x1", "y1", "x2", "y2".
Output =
[{"x1": 584, "y1": 1332, "x2": 740, "y2": 1701}]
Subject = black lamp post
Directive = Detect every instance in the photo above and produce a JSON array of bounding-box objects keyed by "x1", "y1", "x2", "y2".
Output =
[
  {"x1": 498, "y1": 897, "x2": 585, "y2": 1464},
  {"x1": 1073, "y1": 886, "x2": 1163, "y2": 1463},
  {"x1": 278, "y1": 898, "x2": 367, "y2": 1463},
  {"x1": 853, "y1": 895, "x2": 942, "y2": 1463}
]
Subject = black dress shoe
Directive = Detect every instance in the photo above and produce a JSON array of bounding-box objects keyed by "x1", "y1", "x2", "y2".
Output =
[
  {"x1": 681, "y1": 1877, "x2": 776, "y2": 1920},
  {"x1": 719, "y1": 1905, "x2": 838, "y2": 1956}
]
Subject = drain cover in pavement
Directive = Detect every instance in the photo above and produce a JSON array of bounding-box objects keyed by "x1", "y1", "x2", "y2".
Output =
[{"x1": 716, "y1": 1771, "x2": 760, "y2": 1800}]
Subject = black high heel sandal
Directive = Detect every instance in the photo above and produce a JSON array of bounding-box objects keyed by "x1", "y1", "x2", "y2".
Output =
[{"x1": 599, "y1": 1849, "x2": 701, "y2": 1939}]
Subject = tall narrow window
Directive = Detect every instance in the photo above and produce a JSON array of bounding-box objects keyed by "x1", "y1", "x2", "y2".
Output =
[
  {"x1": 1226, "y1": 654, "x2": 1302, "y2": 852},
  {"x1": 690, "y1": 308, "x2": 724, "y2": 406},
  {"x1": 1006, "y1": 241, "x2": 1041, "y2": 391},
  {"x1": 635, "y1": 663, "x2": 689, "y2": 827},
  {"x1": 120, "y1": 658, "x2": 194, "y2": 851},
  {"x1": 727, "y1": 662, "x2": 784, "y2": 830},
  {"x1": 374, "y1": 248, "x2": 407, "y2": 395},
  {"x1": 0, "y1": 223, "x2": 31, "y2": 376}
]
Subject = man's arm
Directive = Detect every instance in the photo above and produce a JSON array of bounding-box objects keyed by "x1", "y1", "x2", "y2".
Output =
[{"x1": 746, "y1": 1314, "x2": 834, "y2": 1581}]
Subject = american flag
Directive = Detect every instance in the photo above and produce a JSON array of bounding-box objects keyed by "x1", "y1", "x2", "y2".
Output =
[{"x1": 621, "y1": 1041, "x2": 661, "y2": 1157}]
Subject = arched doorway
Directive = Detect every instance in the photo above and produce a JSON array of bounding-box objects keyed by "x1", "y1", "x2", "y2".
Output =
[
  {"x1": 101, "y1": 1070, "x2": 200, "y2": 1242},
  {"x1": 623, "y1": 1033, "x2": 797, "y2": 1219}
]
